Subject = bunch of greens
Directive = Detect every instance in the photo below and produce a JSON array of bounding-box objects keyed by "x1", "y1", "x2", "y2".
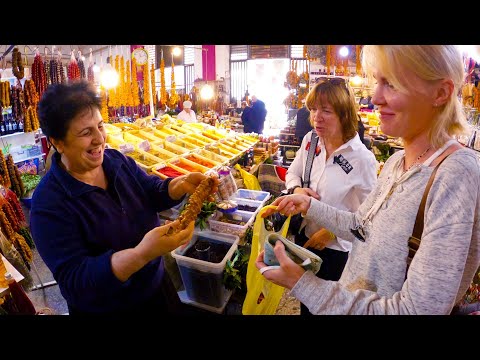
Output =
[
  {"x1": 195, "y1": 201, "x2": 217, "y2": 230},
  {"x1": 223, "y1": 246, "x2": 250, "y2": 292},
  {"x1": 20, "y1": 173, "x2": 42, "y2": 197},
  {"x1": 374, "y1": 142, "x2": 391, "y2": 163}
]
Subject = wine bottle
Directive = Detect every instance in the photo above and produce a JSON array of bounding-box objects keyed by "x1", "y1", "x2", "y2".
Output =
[{"x1": 5, "y1": 272, "x2": 36, "y2": 315}]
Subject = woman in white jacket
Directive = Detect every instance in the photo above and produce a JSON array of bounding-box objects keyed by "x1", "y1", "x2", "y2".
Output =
[{"x1": 284, "y1": 78, "x2": 378, "y2": 314}]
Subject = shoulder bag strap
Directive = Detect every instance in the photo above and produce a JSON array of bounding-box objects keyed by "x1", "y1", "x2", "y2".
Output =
[
  {"x1": 302, "y1": 132, "x2": 319, "y2": 188},
  {"x1": 406, "y1": 155, "x2": 449, "y2": 275}
]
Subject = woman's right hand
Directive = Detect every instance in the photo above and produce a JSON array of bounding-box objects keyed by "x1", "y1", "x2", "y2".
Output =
[
  {"x1": 293, "y1": 187, "x2": 320, "y2": 199},
  {"x1": 261, "y1": 194, "x2": 312, "y2": 218},
  {"x1": 136, "y1": 220, "x2": 195, "y2": 262}
]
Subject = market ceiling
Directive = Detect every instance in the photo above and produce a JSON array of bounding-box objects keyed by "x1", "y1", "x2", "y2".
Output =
[{"x1": 0, "y1": 45, "x2": 110, "y2": 65}]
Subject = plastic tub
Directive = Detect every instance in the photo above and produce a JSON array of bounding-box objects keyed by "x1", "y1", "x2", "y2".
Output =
[
  {"x1": 171, "y1": 231, "x2": 239, "y2": 308},
  {"x1": 234, "y1": 189, "x2": 271, "y2": 202},
  {"x1": 233, "y1": 198, "x2": 263, "y2": 213},
  {"x1": 208, "y1": 209, "x2": 255, "y2": 238}
]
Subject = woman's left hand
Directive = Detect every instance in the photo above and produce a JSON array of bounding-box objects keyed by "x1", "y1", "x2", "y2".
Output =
[
  {"x1": 255, "y1": 240, "x2": 305, "y2": 290},
  {"x1": 169, "y1": 172, "x2": 219, "y2": 200}
]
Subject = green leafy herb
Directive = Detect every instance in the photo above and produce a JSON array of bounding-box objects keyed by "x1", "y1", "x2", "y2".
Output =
[
  {"x1": 223, "y1": 247, "x2": 250, "y2": 291},
  {"x1": 195, "y1": 201, "x2": 217, "y2": 230}
]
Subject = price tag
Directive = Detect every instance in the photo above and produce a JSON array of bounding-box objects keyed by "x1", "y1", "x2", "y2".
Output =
[
  {"x1": 138, "y1": 140, "x2": 151, "y2": 152},
  {"x1": 166, "y1": 135, "x2": 176, "y2": 143},
  {"x1": 119, "y1": 143, "x2": 135, "y2": 154}
]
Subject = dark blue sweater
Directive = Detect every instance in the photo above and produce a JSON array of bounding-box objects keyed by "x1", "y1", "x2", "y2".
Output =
[{"x1": 30, "y1": 149, "x2": 183, "y2": 313}]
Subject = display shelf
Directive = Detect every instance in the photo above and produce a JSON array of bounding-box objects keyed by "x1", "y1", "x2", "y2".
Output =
[
  {"x1": 0, "y1": 255, "x2": 24, "y2": 297},
  {"x1": 12, "y1": 153, "x2": 45, "y2": 164}
]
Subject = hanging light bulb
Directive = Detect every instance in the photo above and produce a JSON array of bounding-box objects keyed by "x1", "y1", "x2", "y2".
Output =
[
  {"x1": 100, "y1": 63, "x2": 119, "y2": 89},
  {"x1": 200, "y1": 84, "x2": 214, "y2": 100},
  {"x1": 339, "y1": 46, "x2": 349, "y2": 58},
  {"x1": 93, "y1": 63, "x2": 100, "y2": 73},
  {"x1": 100, "y1": 46, "x2": 119, "y2": 89},
  {"x1": 172, "y1": 46, "x2": 182, "y2": 57}
]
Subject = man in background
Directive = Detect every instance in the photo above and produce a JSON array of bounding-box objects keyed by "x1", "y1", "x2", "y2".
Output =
[
  {"x1": 176, "y1": 100, "x2": 197, "y2": 123},
  {"x1": 294, "y1": 100, "x2": 313, "y2": 144},
  {"x1": 250, "y1": 95, "x2": 267, "y2": 134},
  {"x1": 240, "y1": 101, "x2": 253, "y2": 133}
]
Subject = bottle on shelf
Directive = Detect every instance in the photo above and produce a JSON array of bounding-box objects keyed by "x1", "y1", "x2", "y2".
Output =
[{"x1": 4, "y1": 272, "x2": 36, "y2": 315}]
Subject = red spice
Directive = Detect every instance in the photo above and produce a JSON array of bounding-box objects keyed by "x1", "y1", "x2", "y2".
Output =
[{"x1": 158, "y1": 167, "x2": 184, "y2": 177}]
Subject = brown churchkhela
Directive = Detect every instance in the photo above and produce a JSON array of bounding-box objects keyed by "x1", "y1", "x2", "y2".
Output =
[{"x1": 167, "y1": 177, "x2": 215, "y2": 234}]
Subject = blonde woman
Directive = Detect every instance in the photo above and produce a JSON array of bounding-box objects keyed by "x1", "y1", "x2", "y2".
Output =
[
  {"x1": 284, "y1": 78, "x2": 377, "y2": 315},
  {"x1": 259, "y1": 45, "x2": 480, "y2": 315}
]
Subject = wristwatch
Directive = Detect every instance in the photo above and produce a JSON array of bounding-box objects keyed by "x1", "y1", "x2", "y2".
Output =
[{"x1": 287, "y1": 186, "x2": 301, "y2": 195}]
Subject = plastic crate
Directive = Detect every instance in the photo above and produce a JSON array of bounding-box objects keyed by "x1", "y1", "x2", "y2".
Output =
[
  {"x1": 151, "y1": 163, "x2": 189, "y2": 179},
  {"x1": 208, "y1": 209, "x2": 255, "y2": 238},
  {"x1": 233, "y1": 198, "x2": 263, "y2": 214},
  {"x1": 233, "y1": 189, "x2": 271, "y2": 202},
  {"x1": 171, "y1": 231, "x2": 239, "y2": 308},
  {"x1": 195, "y1": 149, "x2": 229, "y2": 165},
  {"x1": 168, "y1": 157, "x2": 210, "y2": 174},
  {"x1": 184, "y1": 153, "x2": 220, "y2": 169}
]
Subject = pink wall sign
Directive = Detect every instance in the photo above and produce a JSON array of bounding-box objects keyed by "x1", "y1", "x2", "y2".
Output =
[{"x1": 202, "y1": 45, "x2": 216, "y2": 81}]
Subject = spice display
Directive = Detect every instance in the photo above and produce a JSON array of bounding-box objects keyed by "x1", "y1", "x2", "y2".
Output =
[
  {"x1": 166, "y1": 177, "x2": 215, "y2": 234},
  {"x1": 127, "y1": 152, "x2": 158, "y2": 167},
  {"x1": 185, "y1": 155, "x2": 215, "y2": 168},
  {"x1": 157, "y1": 166, "x2": 185, "y2": 178},
  {"x1": 173, "y1": 162, "x2": 196, "y2": 173}
]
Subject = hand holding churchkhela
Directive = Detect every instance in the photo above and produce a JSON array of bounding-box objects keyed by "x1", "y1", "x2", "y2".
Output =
[{"x1": 166, "y1": 176, "x2": 216, "y2": 235}]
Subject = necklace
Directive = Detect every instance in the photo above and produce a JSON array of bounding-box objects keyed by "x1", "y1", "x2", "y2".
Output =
[{"x1": 404, "y1": 146, "x2": 431, "y2": 173}]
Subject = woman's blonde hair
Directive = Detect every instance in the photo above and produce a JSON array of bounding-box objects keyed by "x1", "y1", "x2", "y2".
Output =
[
  {"x1": 306, "y1": 79, "x2": 358, "y2": 143},
  {"x1": 361, "y1": 45, "x2": 468, "y2": 148}
]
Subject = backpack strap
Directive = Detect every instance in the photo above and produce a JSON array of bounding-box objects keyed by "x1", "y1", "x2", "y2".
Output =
[
  {"x1": 302, "y1": 132, "x2": 319, "y2": 188},
  {"x1": 406, "y1": 155, "x2": 449, "y2": 277}
]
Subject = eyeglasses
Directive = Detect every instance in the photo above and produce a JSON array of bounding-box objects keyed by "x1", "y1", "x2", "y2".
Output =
[{"x1": 316, "y1": 77, "x2": 350, "y2": 92}]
